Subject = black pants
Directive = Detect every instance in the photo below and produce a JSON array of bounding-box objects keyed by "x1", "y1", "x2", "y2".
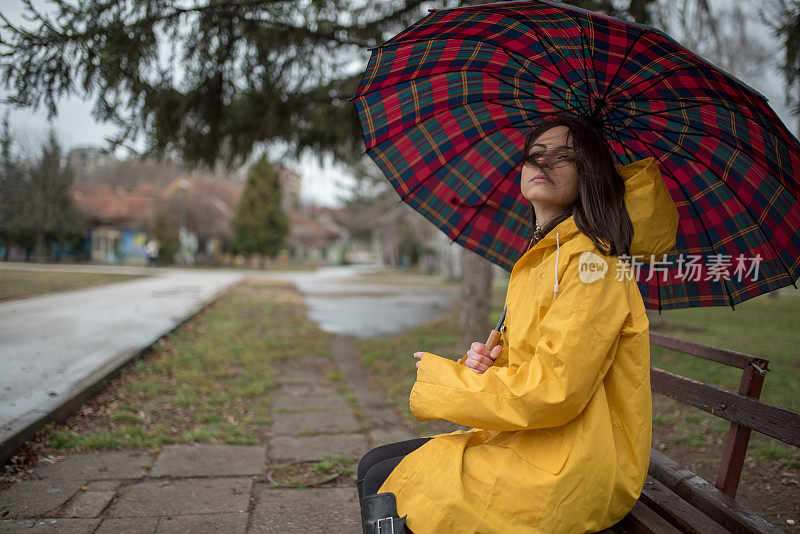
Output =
[{"x1": 357, "y1": 437, "x2": 431, "y2": 498}]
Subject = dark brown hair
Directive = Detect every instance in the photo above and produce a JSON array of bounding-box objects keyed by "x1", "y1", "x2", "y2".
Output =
[{"x1": 522, "y1": 114, "x2": 633, "y2": 257}]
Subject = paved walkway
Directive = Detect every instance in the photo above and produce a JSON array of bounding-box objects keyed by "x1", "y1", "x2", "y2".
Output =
[
  {"x1": 0, "y1": 334, "x2": 429, "y2": 533},
  {"x1": 0, "y1": 264, "x2": 242, "y2": 464},
  {"x1": 272, "y1": 265, "x2": 458, "y2": 338}
]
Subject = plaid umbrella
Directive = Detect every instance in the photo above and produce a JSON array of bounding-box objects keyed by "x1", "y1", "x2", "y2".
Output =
[{"x1": 353, "y1": 0, "x2": 800, "y2": 310}]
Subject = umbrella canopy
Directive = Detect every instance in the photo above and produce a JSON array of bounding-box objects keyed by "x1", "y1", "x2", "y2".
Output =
[{"x1": 353, "y1": 0, "x2": 800, "y2": 310}]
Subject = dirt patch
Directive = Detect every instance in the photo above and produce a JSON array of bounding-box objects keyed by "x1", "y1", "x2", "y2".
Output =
[{"x1": 652, "y1": 396, "x2": 799, "y2": 530}]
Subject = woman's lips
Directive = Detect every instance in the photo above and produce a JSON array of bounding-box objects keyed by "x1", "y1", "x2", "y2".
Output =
[{"x1": 531, "y1": 174, "x2": 551, "y2": 184}]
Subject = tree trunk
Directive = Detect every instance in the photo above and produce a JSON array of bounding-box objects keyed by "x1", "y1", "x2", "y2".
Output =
[
  {"x1": 33, "y1": 230, "x2": 47, "y2": 263},
  {"x1": 459, "y1": 248, "x2": 493, "y2": 350}
]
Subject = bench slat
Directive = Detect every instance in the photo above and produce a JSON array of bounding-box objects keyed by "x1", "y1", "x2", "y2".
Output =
[
  {"x1": 640, "y1": 475, "x2": 729, "y2": 534},
  {"x1": 649, "y1": 332, "x2": 763, "y2": 370},
  {"x1": 650, "y1": 367, "x2": 800, "y2": 447},
  {"x1": 613, "y1": 500, "x2": 684, "y2": 533},
  {"x1": 648, "y1": 449, "x2": 782, "y2": 534}
]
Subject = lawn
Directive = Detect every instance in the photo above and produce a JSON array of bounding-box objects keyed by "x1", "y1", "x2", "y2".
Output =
[
  {"x1": 0, "y1": 269, "x2": 145, "y2": 301},
  {"x1": 39, "y1": 278, "x2": 332, "y2": 452}
]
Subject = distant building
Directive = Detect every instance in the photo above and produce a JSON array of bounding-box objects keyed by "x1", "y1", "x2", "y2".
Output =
[
  {"x1": 70, "y1": 158, "x2": 342, "y2": 266},
  {"x1": 287, "y1": 211, "x2": 342, "y2": 264},
  {"x1": 72, "y1": 183, "x2": 156, "y2": 263}
]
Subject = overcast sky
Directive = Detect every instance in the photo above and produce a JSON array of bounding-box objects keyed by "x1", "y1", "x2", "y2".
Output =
[{"x1": 0, "y1": 0, "x2": 795, "y2": 207}]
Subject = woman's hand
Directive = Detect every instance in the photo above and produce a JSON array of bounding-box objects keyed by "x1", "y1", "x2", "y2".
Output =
[
  {"x1": 414, "y1": 351, "x2": 425, "y2": 369},
  {"x1": 464, "y1": 342, "x2": 502, "y2": 374}
]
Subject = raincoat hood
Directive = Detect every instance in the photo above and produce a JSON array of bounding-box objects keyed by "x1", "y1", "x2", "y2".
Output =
[{"x1": 621, "y1": 157, "x2": 679, "y2": 259}]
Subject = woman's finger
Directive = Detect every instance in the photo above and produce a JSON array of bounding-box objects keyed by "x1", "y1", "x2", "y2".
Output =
[
  {"x1": 465, "y1": 355, "x2": 491, "y2": 373},
  {"x1": 489, "y1": 345, "x2": 502, "y2": 359},
  {"x1": 468, "y1": 361, "x2": 489, "y2": 374},
  {"x1": 470, "y1": 341, "x2": 489, "y2": 356}
]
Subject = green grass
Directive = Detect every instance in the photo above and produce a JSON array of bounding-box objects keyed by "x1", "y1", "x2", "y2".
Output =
[
  {"x1": 0, "y1": 269, "x2": 145, "y2": 301},
  {"x1": 648, "y1": 289, "x2": 800, "y2": 410},
  {"x1": 43, "y1": 279, "x2": 332, "y2": 452}
]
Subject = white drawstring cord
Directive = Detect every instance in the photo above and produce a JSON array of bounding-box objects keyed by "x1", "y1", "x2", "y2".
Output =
[{"x1": 553, "y1": 232, "x2": 560, "y2": 300}]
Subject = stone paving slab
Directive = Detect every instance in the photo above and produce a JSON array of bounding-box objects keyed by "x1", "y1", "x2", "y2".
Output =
[
  {"x1": 108, "y1": 478, "x2": 252, "y2": 518},
  {"x1": 275, "y1": 384, "x2": 342, "y2": 398},
  {"x1": 150, "y1": 444, "x2": 266, "y2": 478},
  {"x1": 156, "y1": 512, "x2": 248, "y2": 533},
  {"x1": 369, "y1": 427, "x2": 416, "y2": 447},
  {"x1": 272, "y1": 409, "x2": 361, "y2": 435},
  {"x1": 249, "y1": 486, "x2": 361, "y2": 533},
  {"x1": 85, "y1": 480, "x2": 122, "y2": 491},
  {"x1": 95, "y1": 517, "x2": 159, "y2": 534},
  {"x1": 34, "y1": 451, "x2": 151, "y2": 480},
  {"x1": 272, "y1": 395, "x2": 348, "y2": 411},
  {"x1": 269, "y1": 434, "x2": 369, "y2": 461},
  {"x1": 0, "y1": 480, "x2": 84, "y2": 517},
  {"x1": 62, "y1": 489, "x2": 116, "y2": 518},
  {"x1": 365, "y1": 407, "x2": 408, "y2": 428},
  {"x1": 0, "y1": 518, "x2": 101, "y2": 533},
  {"x1": 275, "y1": 367, "x2": 323, "y2": 385}
]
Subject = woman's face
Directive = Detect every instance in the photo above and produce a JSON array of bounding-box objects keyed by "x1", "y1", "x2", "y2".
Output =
[{"x1": 520, "y1": 125, "x2": 580, "y2": 211}]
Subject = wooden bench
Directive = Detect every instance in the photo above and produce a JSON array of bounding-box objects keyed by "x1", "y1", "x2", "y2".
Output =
[{"x1": 606, "y1": 332, "x2": 800, "y2": 534}]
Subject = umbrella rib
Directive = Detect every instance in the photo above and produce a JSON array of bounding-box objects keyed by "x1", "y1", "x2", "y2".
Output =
[
  {"x1": 620, "y1": 122, "x2": 795, "y2": 305},
  {"x1": 357, "y1": 36, "x2": 580, "y2": 108},
  {"x1": 387, "y1": 114, "x2": 545, "y2": 202},
  {"x1": 605, "y1": 56, "x2": 699, "y2": 104},
  {"x1": 598, "y1": 29, "x2": 646, "y2": 106},
  {"x1": 611, "y1": 100, "x2": 708, "y2": 121},
  {"x1": 355, "y1": 64, "x2": 575, "y2": 126},
  {"x1": 362, "y1": 71, "x2": 572, "y2": 154},
  {"x1": 598, "y1": 120, "x2": 638, "y2": 165},
  {"x1": 619, "y1": 112, "x2": 797, "y2": 207},
  {"x1": 608, "y1": 62, "x2": 746, "y2": 112},
  {"x1": 451, "y1": 157, "x2": 523, "y2": 245},
  {"x1": 623, "y1": 120, "x2": 798, "y2": 291},
  {"x1": 499, "y1": 13, "x2": 594, "y2": 107},
  {"x1": 538, "y1": 6, "x2": 602, "y2": 102},
  {"x1": 613, "y1": 95, "x2": 789, "y2": 145},
  {"x1": 570, "y1": 9, "x2": 603, "y2": 100}
]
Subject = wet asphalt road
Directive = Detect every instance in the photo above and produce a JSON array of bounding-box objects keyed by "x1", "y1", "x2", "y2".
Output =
[{"x1": 0, "y1": 264, "x2": 242, "y2": 452}]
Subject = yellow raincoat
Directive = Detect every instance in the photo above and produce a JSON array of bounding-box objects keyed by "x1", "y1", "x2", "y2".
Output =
[{"x1": 380, "y1": 158, "x2": 679, "y2": 533}]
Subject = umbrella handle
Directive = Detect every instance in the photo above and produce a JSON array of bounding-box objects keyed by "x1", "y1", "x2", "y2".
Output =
[
  {"x1": 484, "y1": 305, "x2": 507, "y2": 351},
  {"x1": 485, "y1": 328, "x2": 502, "y2": 352}
]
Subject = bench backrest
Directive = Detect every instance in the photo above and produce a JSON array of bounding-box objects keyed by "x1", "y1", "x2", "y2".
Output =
[{"x1": 649, "y1": 331, "x2": 800, "y2": 499}]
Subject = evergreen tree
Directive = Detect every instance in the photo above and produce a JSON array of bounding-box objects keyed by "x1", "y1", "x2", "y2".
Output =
[
  {"x1": 151, "y1": 211, "x2": 178, "y2": 266},
  {"x1": 28, "y1": 129, "x2": 86, "y2": 261},
  {"x1": 1, "y1": 124, "x2": 85, "y2": 259},
  {"x1": 232, "y1": 156, "x2": 288, "y2": 259},
  {"x1": 0, "y1": 0, "x2": 657, "y2": 170}
]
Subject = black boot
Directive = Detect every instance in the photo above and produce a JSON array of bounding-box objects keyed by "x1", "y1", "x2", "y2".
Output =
[
  {"x1": 357, "y1": 478, "x2": 364, "y2": 500},
  {"x1": 360, "y1": 492, "x2": 407, "y2": 534}
]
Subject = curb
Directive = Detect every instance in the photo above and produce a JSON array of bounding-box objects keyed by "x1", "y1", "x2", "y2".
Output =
[{"x1": 0, "y1": 280, "x2": 238, "y2": 466}]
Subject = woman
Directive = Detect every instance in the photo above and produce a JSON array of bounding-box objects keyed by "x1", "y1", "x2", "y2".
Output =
[{"x1": 358, "y1": 115, "x2": 679, "y2": 533}]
